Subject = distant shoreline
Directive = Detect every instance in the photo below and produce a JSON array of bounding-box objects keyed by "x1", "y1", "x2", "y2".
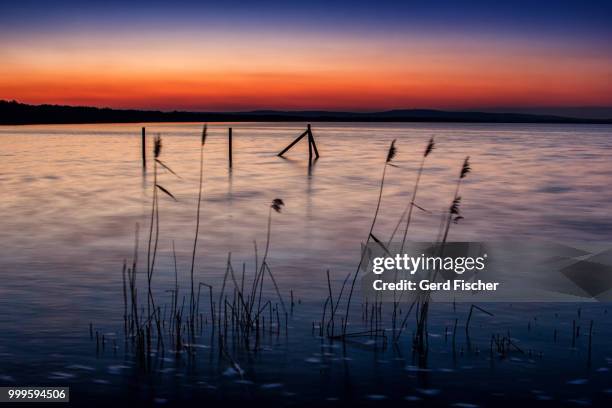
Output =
[{"x1": 2, "y1": 100, "x2": 611, "y2": 125}]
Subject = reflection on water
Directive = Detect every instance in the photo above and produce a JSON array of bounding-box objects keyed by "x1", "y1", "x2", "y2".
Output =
[{"x1": 0, "y1": 122, "x2": 611, "y2": 405}]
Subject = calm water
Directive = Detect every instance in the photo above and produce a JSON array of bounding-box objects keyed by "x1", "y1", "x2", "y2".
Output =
[{"x1": 1, "y1": 122, "x2": 612, "y2": 406}]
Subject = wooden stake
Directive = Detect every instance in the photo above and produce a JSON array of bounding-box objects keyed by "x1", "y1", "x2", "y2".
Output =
[
  {"x1": 307, "y1": 124, "x2": 320, "y2": 159},
  {"x1": 228, "y1": 127, "x2": 233, "y2": 168},
  {"x1": 141, "y1": 127, "x2": 146, "y2": 168},
  {"x1": 307, "y1": 126, "x2": 313, "y2": 163}
]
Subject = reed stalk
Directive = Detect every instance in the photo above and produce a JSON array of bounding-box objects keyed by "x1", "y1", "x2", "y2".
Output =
[
  {"x1": 414, "y1": 156, "x2": 471, "y2": 354},
  {"x1": 145, "y1": 136, "x2": 160, "y2": 321},
  {"x1": 342, "y1": 139, "x2": 396, "y2": 336},
  {"x1": 400, "y1": 137, "x2": 435, "y2": 250},
  {"x1": 190, "y1": 124, "x2": 207, "y2": 333},
  {"x1": 392, "y1": 138, "x2": 434, "y2": 341}
]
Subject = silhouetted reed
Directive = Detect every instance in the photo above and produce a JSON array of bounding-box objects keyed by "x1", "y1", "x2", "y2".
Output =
[
  {"x1": 118, "y1": 151, "x2": 291, "y2": 370},
  {"x1": 388, "y1": 137, "x2": 435, "y2": 246},
  {"x1": 465, "y1": 304, "x2": 493, "y2": 336},
  {"x1": 391, "y1": 137, "x2": 435, "y2": 341},
  {"x1": 189, "y1": 124, "x2": 207, "y2": 338},
  {"x1": 317, "y1": 138, "x2": 479, "y2": 361},
  {"x1": 113, "y1": 131, "x2": 493, "y2": 378},
  {"x1": 342, "y1": 139, "x2": 397, "y2": 336},
  {"x1": 414, "y1": 156, "x2": 471, "y2": 354}
]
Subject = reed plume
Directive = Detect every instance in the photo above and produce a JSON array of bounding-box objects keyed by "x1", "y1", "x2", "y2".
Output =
[
  {"x1": 442, "y1": 156, "x2": 470, "y2": 242},
  {"x1": 386, "y1": 139, "x2": 397, "y2": 163},
  {"x1": 271, "y1": 198, "x2": 284, "y2": 213}
]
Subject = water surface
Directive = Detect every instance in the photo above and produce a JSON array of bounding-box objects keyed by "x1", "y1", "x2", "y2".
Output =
[{"x1": 1, "y1": 122, "x2": 611, "y2": 405}]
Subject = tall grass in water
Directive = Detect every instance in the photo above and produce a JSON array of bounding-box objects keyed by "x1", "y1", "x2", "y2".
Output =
[
  {"x1": 326, "y1": 142, "x2": 474, "y2": 355},
  {"x1": 144, "y1": 135, "x2": 177, "y2": 353},
  {"x1": 391, "y1": 137, "x2": 435, "y2": 340},
  {"x1": 116, "y1": 127, "x2": 293, "y2": 371},
  {"x1": 145, "y1": 135, "x2": 162, "y2": 349},
  {"x1": 342, "y1": 140, "x2": 397, "y2": 336},
  {"x1": 209, "y1": 198, "x2": 287, "y2": 353},
  {"x1": 248, "y1": 199, "x2": 285, "y2": 324},
  {"x1": 145, "y1": 136, "x2": 160, "y2": 315},
  {"x1": 399, "y1": 137, "x2": 435, "y2": 250},
  {"x1": 121, "y1": 191, "x2": 290, "y2": 369},
  {"x1": 189, "y1": 124, "x2": 207, "y2": 335},
  {"x1": 414, "y1": 156, "x2": 471, "y2": 356}
]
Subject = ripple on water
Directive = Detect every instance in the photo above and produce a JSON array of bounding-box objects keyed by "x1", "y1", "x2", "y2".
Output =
[
  {"x1": 66, "y1": 364, "x2": 95, "y2": 371},
  {"x1": 107, "y1": 365, "x2": 130, "y2": 375},
  {"x1": 48, "y1": 372, "x2": 75, "y2": 380},
  {"x1": 222, "y1": 367, "x2": 242, "y2": 377},
  {"x1": 417, "y1": 388, "x2": 441, "y2": 396},
  {"x1": 305, "y1": 357, "x2": 321, "y2": 363},
  {"x1": 260, "y1": 383, "x2": 283, "y2": 390},
  {"x1": 566, "y1": 379, "x2": 588, "y2": 385},
  {"x1": 405, "y1": 365, "x2": 432, "y2": 372},
  {"x1": 567, "y1": 398, "x2": 591, "y2": 406}
]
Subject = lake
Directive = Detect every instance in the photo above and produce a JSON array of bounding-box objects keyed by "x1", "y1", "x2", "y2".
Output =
[{"x1": 1, "y1": 122, "x2": 611, "y2": 406}]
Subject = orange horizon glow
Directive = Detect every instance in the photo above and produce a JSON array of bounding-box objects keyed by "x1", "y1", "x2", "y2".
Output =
[{"x1": 2, "y1": 30, "x2": 611, "y2": 111}]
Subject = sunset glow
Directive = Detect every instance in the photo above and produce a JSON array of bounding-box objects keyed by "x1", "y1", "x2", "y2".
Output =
[{"x1": 1, "y1": 0, "x2": 611, "y2": 111}]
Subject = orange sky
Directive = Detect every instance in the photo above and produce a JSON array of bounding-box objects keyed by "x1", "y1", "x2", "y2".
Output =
[{"x1": 2, "y1": 30, "x2": 611, "y2": 111}]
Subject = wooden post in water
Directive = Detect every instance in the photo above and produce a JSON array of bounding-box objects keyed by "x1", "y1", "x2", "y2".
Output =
[
  {"x1": 307, "y1": 124, "x2": 320, "y2": 159},
  {"x1": 307, "y1": 125, "x2": 313, "y2": 163},
  {"x1": 141, "y1": 127, "x2": 146, "y2": 168},
  {"x1": 228, "y1": 127, "x2": 233, "y2": 169},
  {"x1": 277, "y1": 124, "x2": 320, "y2": 161}
]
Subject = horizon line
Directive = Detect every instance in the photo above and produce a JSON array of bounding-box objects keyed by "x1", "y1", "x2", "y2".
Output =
[
  {"x1": 3, "y1": 100, "x2": 612, "y2": 125},
  {"x1": 3, "y1": 99, "x2": 612, "y2": 116}
]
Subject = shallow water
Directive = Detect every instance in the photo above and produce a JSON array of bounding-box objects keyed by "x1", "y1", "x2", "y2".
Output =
[{"x1": 1, "y1": 122, "x2": 611, "y2": 405}]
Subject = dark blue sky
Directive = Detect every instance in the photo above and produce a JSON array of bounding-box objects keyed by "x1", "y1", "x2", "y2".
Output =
[{"x1": 2, "y1": 0, "x2": 611, "y2": 39}]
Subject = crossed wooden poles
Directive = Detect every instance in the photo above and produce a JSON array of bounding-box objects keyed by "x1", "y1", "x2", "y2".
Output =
[{"x1": 277, "y1": 124, "x2": 320, "y2": 163}]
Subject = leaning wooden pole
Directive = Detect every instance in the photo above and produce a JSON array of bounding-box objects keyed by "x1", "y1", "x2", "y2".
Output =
[
  {"x1": 228, "y1": 127, "x2": 233, "y2": 169},
  {"x1": 141, "y1": 127, "x2": 146, "y2": 168},
  {"x1": 277, "y1": 130, "x2": 308, "y2": 157}
]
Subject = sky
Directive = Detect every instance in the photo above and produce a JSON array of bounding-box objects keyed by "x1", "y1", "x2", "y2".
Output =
[{"x1": 1, "y1": 0, "x2": 611, "y2": 112}]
